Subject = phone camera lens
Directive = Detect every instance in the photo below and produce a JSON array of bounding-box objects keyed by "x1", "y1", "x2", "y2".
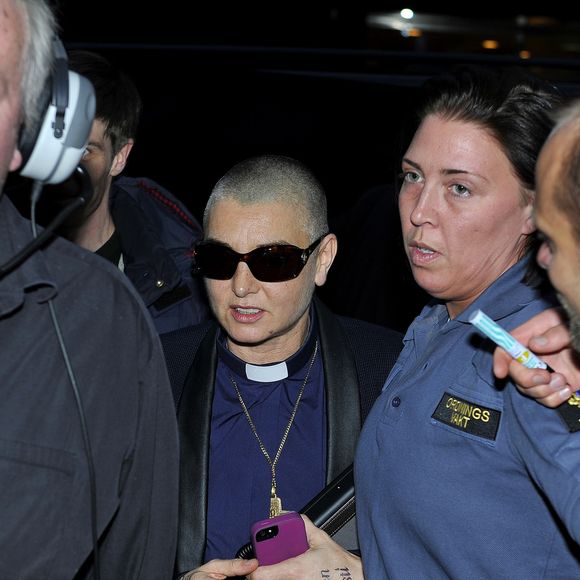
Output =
[{"x1": 256, "y1": 525, "x2": 279, "y2": 541}]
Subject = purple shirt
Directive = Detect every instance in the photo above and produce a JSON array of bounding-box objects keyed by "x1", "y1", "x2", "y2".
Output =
[{"x1": 205, "y1": 319, "x2": 326, "y2": 561}]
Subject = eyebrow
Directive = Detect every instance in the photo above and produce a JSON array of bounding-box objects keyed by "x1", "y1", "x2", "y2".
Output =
[
  {"x1": 402, "y1": 157, "x2": 489, "y2": 182},
  {"x1": 86, "y1": 140, "x2": 105, "y2": 150}
]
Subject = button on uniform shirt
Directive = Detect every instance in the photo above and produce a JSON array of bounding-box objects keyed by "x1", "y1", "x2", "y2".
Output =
[{"x1": 355, "y1": 257, "x2": 580, "y2": 579}]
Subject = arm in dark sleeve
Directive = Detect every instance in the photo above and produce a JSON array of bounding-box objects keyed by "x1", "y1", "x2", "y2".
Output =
[{"x1": 98, "y1": 313, "x2": 180, "y2": 579}]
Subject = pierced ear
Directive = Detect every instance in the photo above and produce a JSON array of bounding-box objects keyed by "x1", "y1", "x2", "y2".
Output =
[
  {"x1": 109, "y1": 139, "x2": 134, "y2": 177},
  {"x1": 314, "y1": 233, "x2": 338, "y2": 287}
]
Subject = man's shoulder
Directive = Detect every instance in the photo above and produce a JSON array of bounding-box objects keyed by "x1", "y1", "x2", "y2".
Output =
[
  {"x1": 47, "y1": 235, "x2": 153, "y2": 311},
  {"x1": 113, "y1": 175, "x2": 201, "y2": 229},
  {"x1": 49, "y1": 233, "x2": 125, "y2": 277},
  {"x1": 32, "y1": 238, "x2": 168, "y2": 385}
]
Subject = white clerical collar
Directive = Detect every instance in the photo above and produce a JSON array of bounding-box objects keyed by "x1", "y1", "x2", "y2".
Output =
[
  {"x1": 216, "y1": 308, "x2": 317, "y2": 383},
  {"x1": 245, "y1": 361, "x2": 289, "y2": 382}
]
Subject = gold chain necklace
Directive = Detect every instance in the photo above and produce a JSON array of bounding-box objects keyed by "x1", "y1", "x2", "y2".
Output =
[{"x1": 229, "y1": 339, "x2": 319, "y2": 518}]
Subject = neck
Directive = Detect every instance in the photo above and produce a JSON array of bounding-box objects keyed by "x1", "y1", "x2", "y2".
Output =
[
  {"x1": 446, "y1": 257, "x2": 522, "y2": 319},
  {"x1": 73, "y1": 202, "x2": 116, "y2": 252}
]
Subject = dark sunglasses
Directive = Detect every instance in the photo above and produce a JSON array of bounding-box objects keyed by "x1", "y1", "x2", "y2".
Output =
[{"x1": 192, "y1": 234, "x2": 327, "y2": 282}]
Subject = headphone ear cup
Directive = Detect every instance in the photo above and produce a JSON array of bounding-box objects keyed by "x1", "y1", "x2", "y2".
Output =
[
  {"x1": 17, "y1": 81, "x2": 50, "y2": 168},
  {"x1": 19, "y1": 39, "x2": 95, "y2": 184}
]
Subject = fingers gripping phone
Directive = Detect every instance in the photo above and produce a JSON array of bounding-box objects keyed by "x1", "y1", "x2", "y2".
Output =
[{"x1": 250, "y1": 511, "x2": 309, "y2": 566}]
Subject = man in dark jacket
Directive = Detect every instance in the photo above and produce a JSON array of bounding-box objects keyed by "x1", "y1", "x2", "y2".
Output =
[
  {"x1": 0, "y1": 2, "x2": 180, "y2": 576},
  {"x1": 161, "y1": 154, "x2": 403, "y2": 577},
  {"x1": 65, "y1": 50, "x2": 210, "y2": 333}
]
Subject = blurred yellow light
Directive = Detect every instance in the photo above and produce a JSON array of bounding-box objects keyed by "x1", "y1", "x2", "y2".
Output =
[
  {"x1": 407, "y1": 28, "x2": 422, "y2": 37},
  {"x1": 482, "y1": 39, "x2": 499, "y2": 49},
  {"x1": 519, "y1": 50, "x2": 532, "y2": 59}
]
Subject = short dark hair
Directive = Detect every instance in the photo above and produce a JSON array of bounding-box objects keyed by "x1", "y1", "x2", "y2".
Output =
[
  {"x1": 416, "y1": 65, "x2": 562, "y2": 197},
  {"x1": 67, "y1": 50, "x2": 142, "y2": 155},
  {"x1": 205, "y1": 154, "x2": 328, "y2": 242}
]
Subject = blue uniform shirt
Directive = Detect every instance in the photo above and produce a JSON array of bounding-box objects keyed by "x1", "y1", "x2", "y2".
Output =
[{"x1": 355, "y1": 258, "x2": 580, "y2": 579}]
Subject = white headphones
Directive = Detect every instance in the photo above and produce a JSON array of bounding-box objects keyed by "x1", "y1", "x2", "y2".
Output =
[{"x1": 19, "y1": 39, "x2": 95, "y2": 184}]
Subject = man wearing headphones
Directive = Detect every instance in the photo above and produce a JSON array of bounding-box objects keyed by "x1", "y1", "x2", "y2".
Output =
[
  {"x1": 42, "y1": 49, "x2": 211, "y2": 334},
  {"x1": 0, "y1": 1, "x2": 196, "y2": 577}
]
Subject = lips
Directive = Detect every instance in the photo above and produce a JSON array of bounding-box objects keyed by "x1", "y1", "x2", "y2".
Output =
[
  {"x1": 235, "y1": 307, "x2": 260, "y2": 315},
  {"x1": 408, "y1": 241, "x2": 439, "y2": 266},
  {"x1": 230, "y1": 305, "x2": 265, "y2": 323}
]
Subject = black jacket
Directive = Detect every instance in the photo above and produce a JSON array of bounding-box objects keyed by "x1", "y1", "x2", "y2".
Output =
[
  {"x1": 110, "y1": 176, "x2": 210, "y2": 333},
  {"x1": 161, "y1": 297, "x2": 402, "y2": 574},
  {"x1": 0, "y1": 195, "x2": 179, "y2": 579}
]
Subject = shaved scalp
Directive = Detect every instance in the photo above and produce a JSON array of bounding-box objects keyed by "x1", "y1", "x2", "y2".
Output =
[{"x1": 204, "y1": 154, "x2": 328, "y2": 241}]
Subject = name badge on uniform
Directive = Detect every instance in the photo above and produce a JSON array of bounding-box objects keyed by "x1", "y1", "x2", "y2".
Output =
[{"x1": 432, "y1": 392, "x2": 501, "y2": 440}]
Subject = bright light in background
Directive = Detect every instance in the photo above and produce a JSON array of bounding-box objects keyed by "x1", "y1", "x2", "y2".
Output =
[
  {"x1": 402, "y1": 28, "x2": 422, "y2": 37},
  {"x1": 400, "y1": 9, "x2": 414, "y2": 20},
  {"x1": 519, "y1": 49, "x2": 531, "y2": 59},
  {"x1": 482, "y1": 39, "x2": 499, "y2": 49}
]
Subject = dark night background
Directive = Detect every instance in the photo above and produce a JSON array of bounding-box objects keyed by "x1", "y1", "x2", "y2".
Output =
[{"x1": 38, "y1": 2, "x2": 580, "y2": 331}]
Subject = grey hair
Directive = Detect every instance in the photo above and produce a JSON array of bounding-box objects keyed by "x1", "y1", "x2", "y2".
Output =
[
  {"x1": 204, "y1": 154, "x2": 328, "y2": 242},
  {"x1": 15, "y1": 0, "x2": 56, "y2": 141}
]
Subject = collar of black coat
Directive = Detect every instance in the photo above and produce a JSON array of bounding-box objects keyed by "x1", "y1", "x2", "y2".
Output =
[{"x1": 217, "y1": 308, "x2": 318, "y2": 382}]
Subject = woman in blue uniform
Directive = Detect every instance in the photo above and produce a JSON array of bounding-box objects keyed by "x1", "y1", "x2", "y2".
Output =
[
  {"x1": 244, "y1": 66, "x2": 580, "y2": 580},
  {"x1": 353, "y1": 66, "x2": 580, "y2": 579}
]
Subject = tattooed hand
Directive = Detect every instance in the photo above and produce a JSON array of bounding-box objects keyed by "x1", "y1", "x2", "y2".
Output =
[{"x1": 320, "y1": 566, "x2": 354, "y2": 579}]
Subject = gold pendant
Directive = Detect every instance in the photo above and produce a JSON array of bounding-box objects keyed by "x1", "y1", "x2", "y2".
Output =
[{"x1": 269, "y1": 486, "x2": 282, "y2": 518}]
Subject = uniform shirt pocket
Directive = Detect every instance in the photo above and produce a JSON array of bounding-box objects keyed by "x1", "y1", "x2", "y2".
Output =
[{"x1": 430, "y1": 362, "x2": 503, "y2": 448}]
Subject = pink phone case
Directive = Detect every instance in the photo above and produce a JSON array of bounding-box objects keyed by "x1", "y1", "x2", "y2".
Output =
[{"x1": 250, "y1": 511, "x2": 309, "y2": 566}]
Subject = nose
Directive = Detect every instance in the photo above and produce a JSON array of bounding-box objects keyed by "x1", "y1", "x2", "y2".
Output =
[
  {"x1": 407, "y1": 187, "x2": 438, "y2": 227},
  {"x1": 231, "y1": 262, "x2": 259, "y2": 297},
  {"x1": 536, "y1": 240, "x2": 552, "y2": 270}
]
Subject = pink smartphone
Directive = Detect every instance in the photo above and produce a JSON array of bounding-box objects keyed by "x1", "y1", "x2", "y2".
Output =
[{"x1": 250, "y1": 511, "x2": 309, "y2": 566}]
